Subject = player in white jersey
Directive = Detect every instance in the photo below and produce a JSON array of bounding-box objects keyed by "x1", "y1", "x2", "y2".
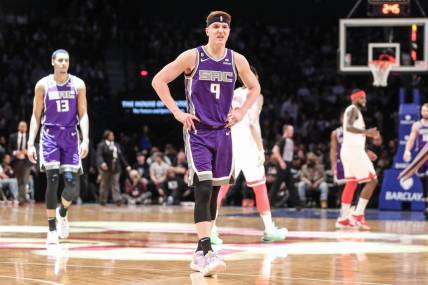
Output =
[
  {"x1": 337, "y1": 90, "x2": 379, "y2": 230},
  {"x1": 211, "y1": 66, "x2": 287, "y2": 244}
]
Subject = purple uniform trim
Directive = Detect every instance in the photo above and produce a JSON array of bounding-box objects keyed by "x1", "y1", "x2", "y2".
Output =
[{"x1": 335, "y1": 127, "x2": 345, "y2": 181}]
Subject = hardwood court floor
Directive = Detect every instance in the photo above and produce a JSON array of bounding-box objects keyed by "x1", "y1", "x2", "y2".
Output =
[{"x1": 0, "y1": 203, "x2": 427, "y2": 285}]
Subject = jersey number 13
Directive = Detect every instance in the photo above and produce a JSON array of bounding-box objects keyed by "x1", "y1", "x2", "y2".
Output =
[{"x1": 56, "y1": 100, "x2": 70, "y2": 112}]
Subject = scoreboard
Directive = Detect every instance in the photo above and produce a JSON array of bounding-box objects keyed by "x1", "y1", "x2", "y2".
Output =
[{"x1": 367, "y1": 0, "x2": 411, "y2": 17}]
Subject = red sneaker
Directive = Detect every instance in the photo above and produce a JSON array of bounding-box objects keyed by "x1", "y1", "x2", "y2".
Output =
[
  {"x1": 350, "y1": 215, "x2": 371, "y2": 230},
  {"x1": 335, "y1": 218, "x2": 355, "y2": 229}
]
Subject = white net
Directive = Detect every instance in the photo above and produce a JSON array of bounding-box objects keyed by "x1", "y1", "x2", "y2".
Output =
[{"x1": 369, "y1": 60, "x2": 394, "y2": 87}]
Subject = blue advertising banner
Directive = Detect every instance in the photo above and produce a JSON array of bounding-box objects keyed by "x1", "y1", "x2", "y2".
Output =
[{"x1": 379, "y1": 88, "x2": 424, "y2": 211}]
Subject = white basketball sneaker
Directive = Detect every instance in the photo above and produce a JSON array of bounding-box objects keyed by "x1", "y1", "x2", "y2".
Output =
[
  {"x1": 190, "y1": 251, "x2": 205, "y2": 272},
  {"x1": 46, "y1": 230, "x2": 59, "y2": 245},
  {"x1": 56, "y1": 207, "x2": 70, "y2": 239},
  {"x1": 202, "y1": 251, "x2": 226, "y2": 277}
]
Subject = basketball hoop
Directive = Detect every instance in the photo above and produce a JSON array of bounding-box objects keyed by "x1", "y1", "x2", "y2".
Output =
[{"x1": 369, "y1": 55, "x2": 396, "y2": 87}]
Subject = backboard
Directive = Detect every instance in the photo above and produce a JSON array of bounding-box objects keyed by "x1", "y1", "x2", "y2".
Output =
[{"x1": 339, "y1": 18, "x2": 428, "y2": 73}]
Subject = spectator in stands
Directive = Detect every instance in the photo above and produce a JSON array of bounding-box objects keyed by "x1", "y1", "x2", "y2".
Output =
[
  {"x1": 164, "y1": 144, "x2": 178, "y2": 165},
  {"x1": 133, "y1": 152, "x2": 150, "y2": 179},
  {"x1": 0, "y1": 136, "x2": 6, "y2": 162},
  {"x1": 138, "y1": 125, "x2": 152, "y2": 152},
  {"x1": 123, "y1": 169, "x2": 151, "y2": 205},
  {"x1": 171, "y1": 150, "x2": 188, "y2": 179},
  {"x1": 265, "y1": 154, "x2": 279, "y2": 191},
  {"x1": 8, "y1": 121, "x2": 33, "y2": 206},
  {"x1": 297, "y1": 152, "x2": 328, "y2": 208},
  {"x1": 0, "y1": 155, "x2": 19, "y2": 203},
  {"x1": 96, "y1": 130, "x2": 131, "y2": 206},
  {"x1": 149, "y1": 152, "x2": 169, "y2": 200},
  {"x1": 158, "y1": 168, "x2": 185, "y2": 205}
]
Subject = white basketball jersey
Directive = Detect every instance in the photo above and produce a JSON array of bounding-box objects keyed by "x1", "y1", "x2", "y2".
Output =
[
  {"x1": 231, "y1": 87, "x2": 262, "y2": 148},
  {"x1": 342, "y1": 104, "x2": 366, "y2": 148}
]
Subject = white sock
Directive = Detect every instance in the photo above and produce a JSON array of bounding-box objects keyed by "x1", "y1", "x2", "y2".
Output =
[
  {"x1": 354, "y1": 198, "x2": 369, "y2": 216},
  {"x1": 340, "y1": 203, "x2": 351, "y2": 219},
  {"x1": 261, "y1": 212, "x2": 275, "y2": 232}
]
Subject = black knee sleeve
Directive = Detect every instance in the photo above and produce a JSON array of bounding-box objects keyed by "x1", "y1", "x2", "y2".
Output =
[
  {"x1": 46, "y1": 169, "x2": 60, "y2": 209},
  {"x1": 62, "y1": 172, "x2": 79, "y2": 202},
  {"x1": 210, "y1": 186, "x2": 220, "y2": 220},
  {"x1": 194, "y1": 175, "x2": 213, "y2": 223}
]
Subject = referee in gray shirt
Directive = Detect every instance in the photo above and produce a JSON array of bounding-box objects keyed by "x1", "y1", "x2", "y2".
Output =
[{"x1": 270, "y1": 124, "x2": 301, "y2": 208}]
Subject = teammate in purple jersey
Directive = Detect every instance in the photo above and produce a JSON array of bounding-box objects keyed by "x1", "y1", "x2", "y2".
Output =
[
  {"x1": 152, "y1": 11, "x2": 260, "y2": 277},
  {"x1": 330, "y1": 113, "x2": 345, "y2": 185},
  {"x1": 27, "y1": 49, "x2": 90, "y2": 245},
  {"x1": 403, "y1": 103, "x2": 428, "y2": 218}
]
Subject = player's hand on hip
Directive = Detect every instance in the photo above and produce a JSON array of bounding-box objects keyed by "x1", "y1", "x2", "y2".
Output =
[
  {"x1": 226, "y1": 108, "x2": 245, "y2": 128},
  {"x1": 174, "y1": 110, "x2": 200, "y2": 132},
  {"x1": 26, "y1": 146, "x2": 37, "y2": 164},
  {"x1": 364, "y1": 127, "x2": 380, "y2": 138},
  {"x1": 79, "y1": 140, "x2": 89, "y2": 159},
  {"x1": 279, "y1": 160, "x2": 287, "y2": 170},
  {"x1": 403, "y1": 150, "x2": 411, "y2": 162}
]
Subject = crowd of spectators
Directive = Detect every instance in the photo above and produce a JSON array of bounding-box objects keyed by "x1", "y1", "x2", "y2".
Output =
[{"x1": 0, "y1": 0, "x2": 421, "y2": 209}]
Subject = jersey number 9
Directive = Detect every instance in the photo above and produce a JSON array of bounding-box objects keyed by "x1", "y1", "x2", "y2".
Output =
[{"x1": 210, "y1": 83, "x2": 220, "y2": 100}]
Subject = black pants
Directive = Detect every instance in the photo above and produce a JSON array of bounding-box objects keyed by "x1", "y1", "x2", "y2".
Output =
[
  {"x1": 269, "y1": 166, "x2": 301, "y2": 207},
  {"x1": 13, "y1": 160, "x2": 32, "y2": 202}
]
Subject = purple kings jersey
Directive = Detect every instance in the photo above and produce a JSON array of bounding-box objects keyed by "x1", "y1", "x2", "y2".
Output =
[
  {"x1": 416, "y1": 120, "x2": 428, "y2": 151},
  {"x1": 42, "y1": 74, "x2": 79, "y2": 127},
  {"x1": 185, "y1": 46, "x2": 237, "y2": 128},
  {"x1": 335, "y1": 126, "x2": 343, "y2": 161}
]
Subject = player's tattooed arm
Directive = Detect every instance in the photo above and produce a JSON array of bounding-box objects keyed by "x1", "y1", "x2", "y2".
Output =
[
  {"x1": 346, "y1": 106, "x2": 379, "y2": 138},
  {"x1": 27, "y1": 80, "x2": 45, "y2": 163},
  {"x1": 345, "y1": 106, "x2": 364, "y2": 134}
]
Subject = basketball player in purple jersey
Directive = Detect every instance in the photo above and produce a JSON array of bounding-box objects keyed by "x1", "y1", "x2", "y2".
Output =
[
  {"x1": 152, "y1": 11, "x2": 260, "y2": 276},
  {"x1": 27, "y1": 49, "x2": 89, "y2": 245},
  {"x1": 330, "y1": 114, "x2": 345, "y2": 186},
  {"x1": 403, "y1": 103, "x2": 428, "y2": 218}
]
